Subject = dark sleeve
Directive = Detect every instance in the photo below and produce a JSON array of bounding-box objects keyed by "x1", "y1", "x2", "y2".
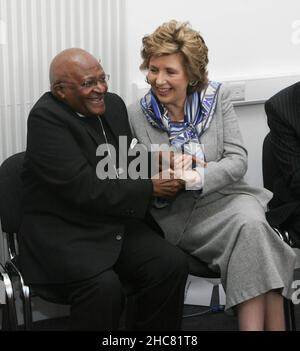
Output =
[
  {"x1": 26, "y1": 107, "x2": 153, "y2": 219},
  {"x1": 265, "y1": 99, "x2": 300, "y2": 197}
]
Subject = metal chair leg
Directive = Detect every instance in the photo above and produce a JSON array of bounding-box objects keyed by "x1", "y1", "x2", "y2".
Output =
[
  {"x1": 20, "y1": 283, "x2": 33, "y2": 330},
  {"x1": 1, "y1": 269, "x2": 18, "y2": 330},
  {"x1": 4, "y1": 259, "x2": 33, "y2": 330},
  {"x1": 284, "y1": 297, "x2": 296, "y2": 331},
  {"x1": 289, "y1": 300, "x2": 296, "y2": 331}
]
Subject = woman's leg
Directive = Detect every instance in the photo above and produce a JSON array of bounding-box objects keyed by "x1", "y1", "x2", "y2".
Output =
[
  {"x1": 237, "y1": 294, "x2": 265, "y2": 331},
  {"x1": 264, "y1": 291, "x2": 285, "y2": 331},
  {"x1": 237, "y1": 291, "x2": 285, "y2": 331}
]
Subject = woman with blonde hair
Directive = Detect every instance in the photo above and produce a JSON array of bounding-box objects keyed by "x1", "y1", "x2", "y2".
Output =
[{"x1": 128, "y1": 20, "x2": 296, "y2": 331}]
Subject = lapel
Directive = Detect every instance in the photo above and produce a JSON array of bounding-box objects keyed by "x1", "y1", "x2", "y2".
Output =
[
  {"x1": 75, "y1": 102, "x2": 126, "y2": 148},
  {"x1": 102, "y1": 113, "x2": 123, "y2": 145},
  {"x1": 102, "y1": 110, "x2": 131, "y2": 163},
  {"x1": 74, "y1": 116, "x2": 104, "y2": 166},
  {"x1": 101, "y1": 92, "x2": 140, "y2": 160},
  {"x1": 102, "y1": 92, "x2": 129, "y2": 146},
  {"x1": 200, "y1": 116, "x2": 219, "y2": 161},
  {"x1": 50, "y1": 94, "x2": 114, "y2": 167},
  {"x1": 79, "y1": 116, "x2": 102, "y2": 145},
  {"x1": 75, "y1": 96, "x2": 131, "y2": 168},
  {"x1": 78, "y1": 113, "x2": 124, "y2": 148},
  {"x1": 144, "y1": 119, "x2": 169, "y2": 147}
]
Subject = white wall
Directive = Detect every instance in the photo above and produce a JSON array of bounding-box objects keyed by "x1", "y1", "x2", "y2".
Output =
[
  {"x1": 124, "y1": 0, "x2": 300, "y2": 103},
  {"x1": 235, "y1": 103, "x2": 269, "y2": 187}
]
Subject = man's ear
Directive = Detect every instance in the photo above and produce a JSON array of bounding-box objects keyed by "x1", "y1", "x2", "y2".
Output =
[{"x1": 53, "y1": 83, "x2": 65, "y2": 99}]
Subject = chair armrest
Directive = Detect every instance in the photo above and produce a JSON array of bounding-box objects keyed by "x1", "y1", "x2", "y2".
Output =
[{"x1": 272, "y1": 227, "x2": 295, "y2": 247}]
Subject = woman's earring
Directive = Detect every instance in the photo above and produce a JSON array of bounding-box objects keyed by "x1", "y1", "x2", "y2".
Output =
[{"x1": 189, "y1": 81, "x2": 198, "y2": 87}]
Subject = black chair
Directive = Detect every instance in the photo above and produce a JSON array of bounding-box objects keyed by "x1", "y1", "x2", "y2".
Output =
[
  {"x1": 262, "y1": 132, "x2": 296, "y2": 331},
  {"x1": 0, "y1": 262, "x2": 18, "y2": 330},
  {"x1": 0, "y1": 152, "x2": 70, "y2": 330},
  {"x1": 186, "y1": 254, "x2": 219, "y2": 279}
]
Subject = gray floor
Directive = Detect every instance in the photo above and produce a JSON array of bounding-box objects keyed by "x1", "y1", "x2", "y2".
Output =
[
  {"x1": 2, "y1": 269, "x2": 300, "y2": 331},
  {"x1": 26, "y1": 270, "x2": 300, "y2": 331}
]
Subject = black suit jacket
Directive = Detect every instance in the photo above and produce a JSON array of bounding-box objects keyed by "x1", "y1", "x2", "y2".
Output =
[
  {"x1": 19, "y1": 92, "x2": 153, "y2": 284},
  {"x1": 265, "y1": 82, "x2": 300, "y2": 229}
]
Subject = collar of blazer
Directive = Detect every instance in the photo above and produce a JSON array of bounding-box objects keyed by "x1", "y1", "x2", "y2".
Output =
[
  {"x1": 83, "y1": 92, "x2": 128, "y2": 147},
  {"x1": 143, "y1": 116, "x2": 170, "y2": 147},
  {"x1": 295, "y1": 82, "x2": 300, "y2": 109},
  {"x1": 271, "y1": 82, "x2": 300, "y2": 123},
  {"x1": 79, "y1": 115, "x2": 105, "y2": 146},
  {"x1": 76, "y1": 93, "x2": 132, "y2": 165},
  {"x1": 287, "y1": 82, "x2": 300, "y2": 124},
  {"x1": 76, "y1": 105, "x2": 121, "y2": 147}
]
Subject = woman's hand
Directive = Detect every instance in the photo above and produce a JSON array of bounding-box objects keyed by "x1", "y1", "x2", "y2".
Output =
[{"x1": 173, "y1": 154, "x2": 203, "y2": 189}]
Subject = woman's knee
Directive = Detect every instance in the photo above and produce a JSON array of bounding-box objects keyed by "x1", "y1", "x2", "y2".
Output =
[{"x1": 235, "y1": 212, "x2": 268, "y2": 232}]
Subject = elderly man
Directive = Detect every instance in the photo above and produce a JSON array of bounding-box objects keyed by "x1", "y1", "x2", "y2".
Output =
[{"x1": 19, "y1": 48, "x2": 188, "y2": 330}]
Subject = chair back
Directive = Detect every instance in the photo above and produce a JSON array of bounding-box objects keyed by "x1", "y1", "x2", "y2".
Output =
[
  {"x1": 0, "y1": 152, "x2": 70, "y2": 327},
  {"x1": 0, "y1": 152, "x2": 25, "y2": 234},
  {"x1": 262, "y1": 133, "x2": 280, "y2": 192}
]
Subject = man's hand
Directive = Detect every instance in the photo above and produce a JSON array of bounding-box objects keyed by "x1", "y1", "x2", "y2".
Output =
[{"x1": 151, "y1": 169, "x2": 185, "y2": 197}]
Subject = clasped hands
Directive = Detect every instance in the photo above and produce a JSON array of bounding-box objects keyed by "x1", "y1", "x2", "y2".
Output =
[{"x1": 151, "y1": 151, "x2": 206, "y2": 198}]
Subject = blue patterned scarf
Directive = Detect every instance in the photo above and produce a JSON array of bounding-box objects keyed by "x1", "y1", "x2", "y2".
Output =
[{"x1": 140, "y1": 81, "x2": 221, "y2": 161}]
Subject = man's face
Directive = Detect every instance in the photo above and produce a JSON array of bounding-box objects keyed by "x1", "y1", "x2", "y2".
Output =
[{"x1": 59, "y1": 61, "x2": 108, "y2": 117}]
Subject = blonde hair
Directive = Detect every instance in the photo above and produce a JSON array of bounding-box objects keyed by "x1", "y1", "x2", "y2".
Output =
[{"x1": 140, "y1": 20, "x2": 209, "y2": 93}]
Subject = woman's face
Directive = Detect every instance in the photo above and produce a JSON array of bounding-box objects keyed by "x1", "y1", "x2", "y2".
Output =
[{"x1": 147, "y1": 53, "x2": 189, "y2": 107}]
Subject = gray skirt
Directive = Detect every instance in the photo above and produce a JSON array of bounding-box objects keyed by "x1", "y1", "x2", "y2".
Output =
[{"x1": 177, "y1": 192, "x2": 296, "y2": 310}]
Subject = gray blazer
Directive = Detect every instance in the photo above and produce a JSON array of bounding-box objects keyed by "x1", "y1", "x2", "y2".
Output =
[{"x1": 128, "y1": 84, "x2": 272, "y2": 244}]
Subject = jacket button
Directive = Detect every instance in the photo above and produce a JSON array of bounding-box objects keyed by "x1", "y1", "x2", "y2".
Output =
[
  {"x1": 125, "y1": 209, "x2": 135, "y2": 216},
  {"x1": 116, "y1": 234, "x2": 122, "y2": 241}
]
